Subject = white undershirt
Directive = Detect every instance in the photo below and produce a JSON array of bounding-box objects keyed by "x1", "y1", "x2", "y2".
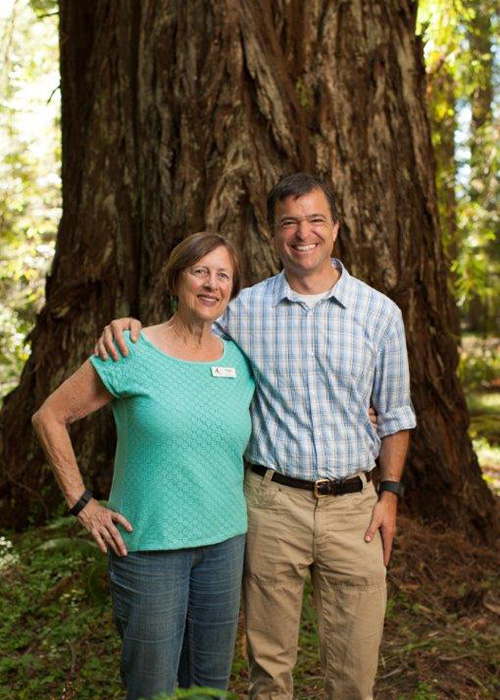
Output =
[{"x1": 293, "y1": 290, "x2": 331, "y2": 309}]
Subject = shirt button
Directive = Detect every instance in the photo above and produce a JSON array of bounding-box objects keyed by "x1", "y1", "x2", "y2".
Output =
[{"x1": 309, "y1": 350, "x2": 314, "y2": 357}]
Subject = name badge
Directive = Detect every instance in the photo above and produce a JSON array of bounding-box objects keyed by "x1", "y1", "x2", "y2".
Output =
[{"x1": 211, "y1": 366, "x2": 237, "y2": 378}]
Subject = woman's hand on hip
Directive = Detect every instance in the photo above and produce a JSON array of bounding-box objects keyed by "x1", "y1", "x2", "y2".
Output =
[{"x1": 77, "y1": 499, "x2": 133, "y2": 556}]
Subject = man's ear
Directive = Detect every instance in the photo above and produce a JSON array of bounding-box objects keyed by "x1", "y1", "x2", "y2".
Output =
[
  {"x1": 270, "y1": 228, "x2": 279, "y2": 249},
  {"x1": 332, "y1": 221, "x2": 340, "y2": 245}
]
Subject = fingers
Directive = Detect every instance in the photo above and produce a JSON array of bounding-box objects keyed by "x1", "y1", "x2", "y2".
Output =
[
  {"x1": 104, "y1": 325, "x2": 121, "y2": 361},
  {"x1": 91, "y1": 528, "x2": 108, "y2": 555},
  {"x1": 94, "y1": 318, "x2": 141, "y2": 361},
  {"x1": 368, "y1": 407, "x2": 377, "y2": 427},
  {"x1": 130, "y1": 319, "x2": 142, "y2": 343},
  {"x1": 95, "y1": 337, "x2": 109, "y2": 360},
  {"x1": 80, "y1": 502, "x2": 130, "y2": 556},
  {"x1": 380, "y1": 523, "x2": 395, "y2": 566},
  {"x1": 90, "y1": 526, "x2": 124, "y2": 557},
  {"x1": 90, "y1": 522, "x2": 128, "y2": 557},
  {"x1": 381, "y1": 528, "x2": 394, "y2": 566},
  {"x1": 365, "y1": 501, "x2": 396, "y2": 565},
  {"x1": 365, "y1": 517, "x2": 394, "y2": 565},
  {"x1": 364, "y1": 514, "x2": 379, "y2": 543},
  {"x1": 106, "y1": 523, "x2": 129, "y2": 557},
  {"x1": 112, "y1": 511, "x2": 133, "y2": 533}
]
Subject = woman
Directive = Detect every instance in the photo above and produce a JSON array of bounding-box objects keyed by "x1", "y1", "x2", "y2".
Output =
[{"x1": 32, "y1": 232, "x2": 255, "y2": 700}]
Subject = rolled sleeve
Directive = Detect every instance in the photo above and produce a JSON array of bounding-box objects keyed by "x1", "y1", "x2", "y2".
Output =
[{"x1": 372, "y1": 311, "x2": 417, "y2": 438}]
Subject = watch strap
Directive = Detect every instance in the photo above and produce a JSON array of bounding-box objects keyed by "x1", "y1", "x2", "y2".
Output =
[
  {"x1": 69, "y1": 489, "x2": 93, "y2": 516},
  {"x1": 379, "y1": 480, "x2": 405, "y2": 498}
]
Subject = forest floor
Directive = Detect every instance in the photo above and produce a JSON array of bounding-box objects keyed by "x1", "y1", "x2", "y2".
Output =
[
  {"x1": 1, "y1": 510, "x2": 499, "y2": 700},
  {"x1": 1, "y1": 339, "x2": 499, "y2": 700}
]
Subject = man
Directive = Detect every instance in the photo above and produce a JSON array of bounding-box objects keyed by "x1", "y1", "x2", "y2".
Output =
[{"x1": 96, "y1": 173, "x2": 416, "y2": 699}]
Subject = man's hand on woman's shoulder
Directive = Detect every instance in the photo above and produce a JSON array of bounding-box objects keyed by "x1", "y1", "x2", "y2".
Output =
[{"x1": 94, "y1": 318, "x2": 142, "y2": 361}]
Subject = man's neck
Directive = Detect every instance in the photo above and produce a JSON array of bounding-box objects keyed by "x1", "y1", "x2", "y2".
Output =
[{"x1": 285, "y1": 263, "x2": 340, "y2": 295}]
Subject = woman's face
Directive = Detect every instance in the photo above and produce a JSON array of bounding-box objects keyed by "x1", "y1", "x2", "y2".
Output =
[{"x1": 176, "y1": 246, "x2": 234, "y2": 324}]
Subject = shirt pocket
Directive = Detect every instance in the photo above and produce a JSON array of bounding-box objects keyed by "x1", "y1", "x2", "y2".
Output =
[{"x1": 318, "y1": 332, "x2": 376, "y2": 389}]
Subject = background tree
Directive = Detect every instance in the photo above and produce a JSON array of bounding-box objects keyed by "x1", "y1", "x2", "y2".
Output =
[
  {"x1": 0, "y1": 0, "x2": 60, "y2": 395},
  {"x1": 419, "y1": 0, "x2": 500, "y2": 334},
  {"x1": 0, "y1": 0, "x2": 497, "y2": 536}
]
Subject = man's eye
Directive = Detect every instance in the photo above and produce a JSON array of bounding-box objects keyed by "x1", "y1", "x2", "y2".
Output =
[
  {"x1": 282, "y1": 220, "x2": 296, "y2": 228},
  {"x1": 311, "y1": 217, "x2": 326, "y2": 224}
]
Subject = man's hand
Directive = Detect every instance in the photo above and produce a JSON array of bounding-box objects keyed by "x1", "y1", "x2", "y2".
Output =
[
  {"x1": 364, "y1": 492, "x2": 398, "y2": 566},
  {"x1": 94, "y1": 318, "x2": 142, "y2": 360},
  {"x1": 368, "y1": 407, "x2": 377, "y2": 429},
  {"x1": 77, "y1": 499, "x2": 133, "y2": 556}
]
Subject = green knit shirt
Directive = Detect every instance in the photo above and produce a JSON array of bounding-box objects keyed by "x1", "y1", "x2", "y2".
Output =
[{"x1": 90, "y1": 332, "x2": 255, "y2": 551}]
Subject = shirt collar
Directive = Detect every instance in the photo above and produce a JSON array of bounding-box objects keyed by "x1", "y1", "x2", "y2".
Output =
[{"x1": 272, "y1": 258, "x2": 350, "y2": 309}]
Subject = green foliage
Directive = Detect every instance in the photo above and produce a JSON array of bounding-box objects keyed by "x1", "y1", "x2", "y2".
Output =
[
  {"x1": 460, "y1": 335, "x2": 500, "y2": 493},
  {"x1": 148, "y1": 690, "x2": 235, "y2": 699},
  {"x1": 28, "y1": 0, "x2": 58, "y2": 15},
  {"x1": 1, "y1": 513, "x2": 500, "y2": 698},
  {"x1": 417, "y1": 1, "x2": 500, "y2": 333},
  {"x1": 459, "y1": 335, "x2": 500, "y2": 390},
  {"x1": 397, "y1": 682, "x2": 439, "y2": 700},
  {"x1": 0, "y1": 0, "x2": 60, "y2": 396},
  {"x1": 0, "y1": 519, "x2": 122, "y2": 699},
  {"x1": 0, "y1": 516, "x2": 239, "y2": 700}
]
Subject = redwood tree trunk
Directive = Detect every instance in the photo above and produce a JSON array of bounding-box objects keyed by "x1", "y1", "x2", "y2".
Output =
[{"x1": 1, "y1": 0, "x2": 497, "y2": 536}]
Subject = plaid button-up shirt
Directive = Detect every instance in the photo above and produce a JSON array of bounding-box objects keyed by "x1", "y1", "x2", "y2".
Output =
[{"x1": 216, "y1": 259, "x2": 416, "y2": 481}]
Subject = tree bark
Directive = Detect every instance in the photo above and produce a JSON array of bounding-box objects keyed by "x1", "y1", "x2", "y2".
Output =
[{"x1": 1, "y1": 0, "x2": 497, "y2": 536}]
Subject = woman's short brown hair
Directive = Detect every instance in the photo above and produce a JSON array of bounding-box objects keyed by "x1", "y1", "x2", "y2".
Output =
[{"x1": 165, "y1": 232, "x2": 241, "y2": 300}]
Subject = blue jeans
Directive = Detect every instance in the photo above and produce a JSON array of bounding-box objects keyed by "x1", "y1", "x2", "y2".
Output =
[{"x1": 108, "y1": 534, "x2": 245, "y2": 700}]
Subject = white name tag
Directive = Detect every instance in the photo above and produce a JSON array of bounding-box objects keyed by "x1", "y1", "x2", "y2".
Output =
[{"x1": 211, "y1": 366, "x2": 237, "y2": 378}]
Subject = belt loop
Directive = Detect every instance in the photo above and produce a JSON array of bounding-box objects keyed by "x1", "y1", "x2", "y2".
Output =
[{"x1": 262, "y1": 468, "x2": 274, "y2": 484}]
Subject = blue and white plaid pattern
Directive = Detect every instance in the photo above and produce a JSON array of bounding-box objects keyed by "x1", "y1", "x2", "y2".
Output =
[{"x1": 216, "y1": 260, "x2": 416, "y2": 480}]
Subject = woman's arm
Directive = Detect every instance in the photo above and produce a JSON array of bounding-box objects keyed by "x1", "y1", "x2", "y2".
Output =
[{"x1": 32, "y1": 360, "x2": 133, "y2": 556}]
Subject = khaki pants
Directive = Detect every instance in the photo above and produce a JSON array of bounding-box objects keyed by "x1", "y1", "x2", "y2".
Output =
[{"x1": 243, "y1": 468, "x2": 386, "y2": 700}]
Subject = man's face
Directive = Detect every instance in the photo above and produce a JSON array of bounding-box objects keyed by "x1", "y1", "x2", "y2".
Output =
[{"x1": 272, "y1": 188, "x2": 339, "y2": 280}]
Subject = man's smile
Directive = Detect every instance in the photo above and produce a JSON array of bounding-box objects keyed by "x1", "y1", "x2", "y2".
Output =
[{"x1": 292, "y1": 243, "x2": 318, "y2": 252}]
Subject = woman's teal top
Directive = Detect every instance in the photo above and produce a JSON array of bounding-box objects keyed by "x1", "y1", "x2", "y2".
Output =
[{"x1": 90, "y1": 332, "x2": 255, "y2": 552}]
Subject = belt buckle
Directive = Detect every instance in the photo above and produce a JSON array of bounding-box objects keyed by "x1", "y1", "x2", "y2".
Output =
[{"x1": 314, "y1": 478, "x2": 330, "y2": 498}]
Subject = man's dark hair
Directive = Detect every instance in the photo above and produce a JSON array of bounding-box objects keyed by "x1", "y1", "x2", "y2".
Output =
[{"x1": 266, "y1": 173, "x2": 340, "y2": 230}]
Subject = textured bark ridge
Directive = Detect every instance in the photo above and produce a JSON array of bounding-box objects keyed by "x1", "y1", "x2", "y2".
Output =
[{"x1": 1, "y1": 0, "x2": 497, "y2": 535}]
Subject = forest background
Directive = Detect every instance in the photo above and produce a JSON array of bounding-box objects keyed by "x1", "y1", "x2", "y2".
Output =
[{"x1": 0, "y1": 0, "x2": 499, "y2": 699}]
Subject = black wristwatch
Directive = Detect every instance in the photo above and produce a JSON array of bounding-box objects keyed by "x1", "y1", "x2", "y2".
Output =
[
  {"x1": 69, "y1": 489, "x2": 93, "y2": 516},
  {"x1": 379, "y1": 480, "x2": 405, "y2": 498}
]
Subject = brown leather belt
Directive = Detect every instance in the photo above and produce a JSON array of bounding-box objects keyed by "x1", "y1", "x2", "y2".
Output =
[{"x1": 248, "y1": 464, "x2": 371, "y2": 498}]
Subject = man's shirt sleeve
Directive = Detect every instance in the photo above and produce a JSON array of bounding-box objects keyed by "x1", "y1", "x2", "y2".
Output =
[{"x1": 371, "y1": 310, "x2": 416, "y2": 438}]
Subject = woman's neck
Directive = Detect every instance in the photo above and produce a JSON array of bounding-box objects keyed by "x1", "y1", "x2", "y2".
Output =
[
  {"x1": 143, "y1": 313, "x2": 223, "y2": 362},
  {"x1": 165, "y1": 313, "x2": 214, "y2": 348}
]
